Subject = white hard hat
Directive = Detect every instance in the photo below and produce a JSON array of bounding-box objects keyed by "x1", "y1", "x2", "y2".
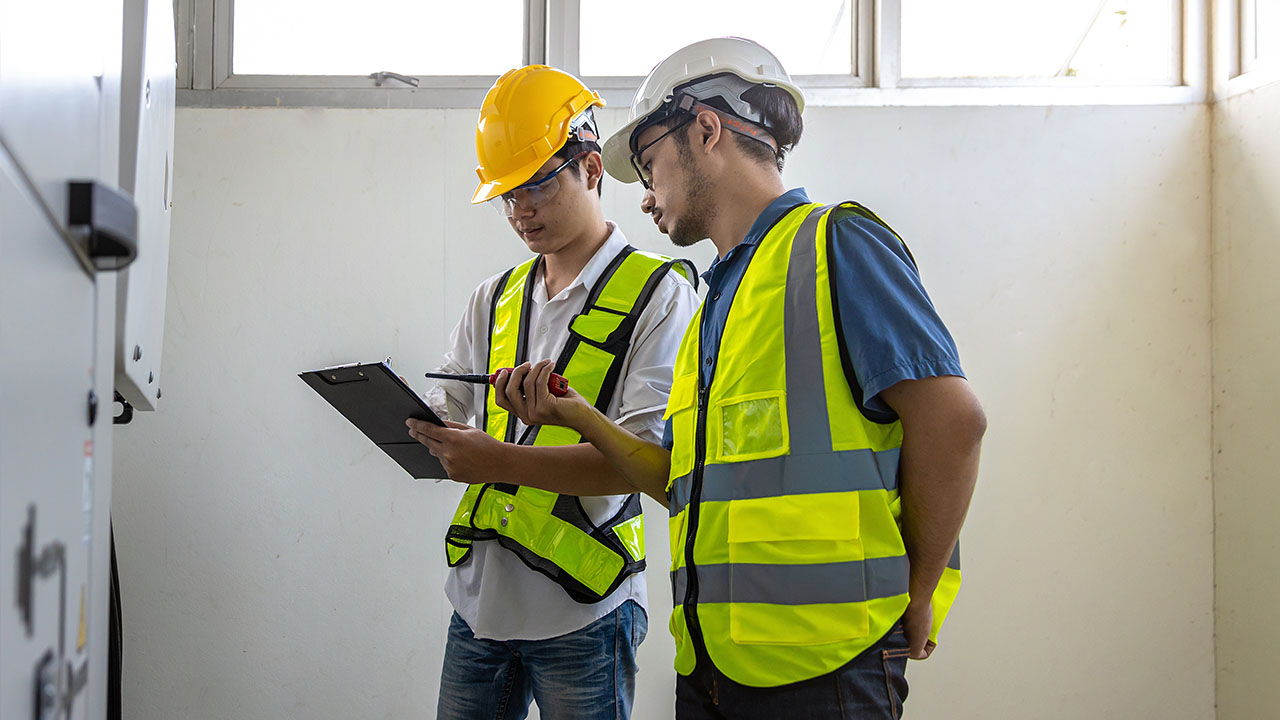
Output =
[{"x1": 602, "y1": 37, "x2": 805, "y2": 183}]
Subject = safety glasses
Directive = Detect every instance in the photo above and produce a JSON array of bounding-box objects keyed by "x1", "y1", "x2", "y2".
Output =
[{"x1": 490, "y1": 153, "x2": 586, "y2": 218}]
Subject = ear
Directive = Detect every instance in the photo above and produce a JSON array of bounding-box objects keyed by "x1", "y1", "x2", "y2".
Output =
[
  {"x1": 693, "y1": 110, "x2": 724, "y2": 155},
  {"x1": 583, "y1": 151, "x2": 605, "y2": 191}
]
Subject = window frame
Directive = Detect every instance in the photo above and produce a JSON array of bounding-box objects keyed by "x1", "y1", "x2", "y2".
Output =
[
  {"x1": 177, "y1": 0, "x2": 1211, "y2": 109},
  {"x1": 1214, "y1": 0, "x2": 1279, "y2": 99}
]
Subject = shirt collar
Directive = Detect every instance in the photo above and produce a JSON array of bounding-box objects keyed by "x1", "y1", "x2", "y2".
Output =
[
  {"x1": 701, "y1": 187, "x2": 811, "y2": 282},
  {"x1": 534, "y1": 221, "x2": 629, "y2": 301}
]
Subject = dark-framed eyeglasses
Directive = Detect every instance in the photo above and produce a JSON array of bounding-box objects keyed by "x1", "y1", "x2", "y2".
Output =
[{"x1": 628, "y1": 114, "x2": 695, "y2": 190}]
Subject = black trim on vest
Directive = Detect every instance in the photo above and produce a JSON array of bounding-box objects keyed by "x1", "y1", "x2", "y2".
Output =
[
  {"x1": 825, "y1": 203, "x2": 910, "y2": 425},
  {"x1": 481, "y1": 266, "x2": 515, "y2": 443},
  {"x1": 508, "y1": 256, "x2": 540, "y2": 442},
  {"x1": 549, "y1": 246, "x2": 635, "y2": 418},
  {"x1": 451, "y1": 247, "x2": 684, "y2": 602}
]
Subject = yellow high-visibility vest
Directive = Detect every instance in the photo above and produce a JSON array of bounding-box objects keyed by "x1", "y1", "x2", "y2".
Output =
[
  {"x1": 664, "y1": 202, "x2": 962, "y2": 685},
  {"x1": 446, "y1": 246, "x2": 695, "y2": 603}
]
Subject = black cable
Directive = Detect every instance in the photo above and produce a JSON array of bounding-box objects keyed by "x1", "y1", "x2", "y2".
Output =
[{"x1": 108, "y1": 519, "x2": 123, "y2": 720}]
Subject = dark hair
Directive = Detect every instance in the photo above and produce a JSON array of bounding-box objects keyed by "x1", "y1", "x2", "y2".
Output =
[
  {"x1": 553, "y1": 140, "x2": 604, "y2": 197},
  {"x1": 657, "y1": 84, "x2": 803, "y2": 173},
  {"x1": 738, "y1": 84, "x2": 803, "y2": 172}
]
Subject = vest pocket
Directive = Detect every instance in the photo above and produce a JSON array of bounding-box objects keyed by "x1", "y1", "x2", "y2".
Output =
[
  {"x1": 726, "y1": 492, "x2": 869, "y2": 645},
  {"x1": 712, "y1": 391, "x2": 789, "y2": 462},
  {"x1": 664, "y1": 372, "x2": 699, "y2": 483}
]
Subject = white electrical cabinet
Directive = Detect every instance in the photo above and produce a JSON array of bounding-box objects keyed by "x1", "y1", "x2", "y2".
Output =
[{"x1": 1, "y1": 0, "x2": 173, "y2": 717}]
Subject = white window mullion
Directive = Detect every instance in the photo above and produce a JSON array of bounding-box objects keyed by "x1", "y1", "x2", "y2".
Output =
[
  {"x1": 546, "y1": 0, "x2": 580, "y2": 76},
  {"x1": 175, "y1": 0, "x2": 194, "y2": 89},
  {"x1": 525, "y1": 0, "x2": 548, "y2": 66},
  {"x1": 1180, "y1": 0, "x2": 1209, "y2": 99},
  {"x1": 212, "y1": 0, "x2": 233, "y2": 87},
  {"x1": 1241, "y1": 0, "x2": 1260, "y2": 71},
  {"x1": 853, "y1": 0, "x2": 873, "y2": 86},
  {"x1": 192, "y1": 0, "x2": 215, "y2": 89},
  {"x1": 875, "y1": 0, "x2": 902, "y2": 88}
]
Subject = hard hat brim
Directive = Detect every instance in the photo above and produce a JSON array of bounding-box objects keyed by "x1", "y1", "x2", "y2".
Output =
[
  {"x1": 471, "y1": 153, "x2": 550, "y2": 205},
  {"x1": 602, "y1": 115, "x2": 648, "y2": 185}
]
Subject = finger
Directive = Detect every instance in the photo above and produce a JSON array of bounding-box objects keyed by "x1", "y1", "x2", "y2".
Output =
[
  {"x1": 407, "y1": 424, "x2": 444, "y2": 449},
  {"x1": 908, "y1": 635, "x2": 931, "y2": 660},
  {"x1": 443, "y1": 420, "x2": 472, "y2": 430},
  {"x1": 504, "y1": 363, "x2": 533, "y2": 418},
  {"x1": 492, "y1": 369, "x2": 514, "y2": 411},
  {"x1": 523, "y1": 360, "x2": 550, "y2": 405},
  {"x1": 407, "y1": 418, "x2": 447, "y2": 439},
  {"x1": 532, "y1": 361, "x2": 556, "y2": 412}
]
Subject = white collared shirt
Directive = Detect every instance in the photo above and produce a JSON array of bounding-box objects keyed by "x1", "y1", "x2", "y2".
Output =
[{"x1": 430, "y1": 222, "x2": 699, "y2": 641}]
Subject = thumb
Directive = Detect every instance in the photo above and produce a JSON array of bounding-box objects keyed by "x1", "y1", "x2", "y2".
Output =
[{"x1": 443, "y1": 420, "x2": 473, "y2": 430}]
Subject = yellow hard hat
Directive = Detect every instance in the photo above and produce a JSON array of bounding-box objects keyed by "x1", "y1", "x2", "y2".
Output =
[{"x1": 472, "y1": 65, "x2": 605, "y2": 205}]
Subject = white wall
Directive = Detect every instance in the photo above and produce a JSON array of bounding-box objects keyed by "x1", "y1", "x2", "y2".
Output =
[
  {"x1": 113, "y1": 102, "x2": 1214, "y2": 719},
  {"x1": 1212, "y1": 78, "x2": 1280, "y2": 720}
]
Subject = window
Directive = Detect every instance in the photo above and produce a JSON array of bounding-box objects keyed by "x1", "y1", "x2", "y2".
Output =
[
  {"x1": 232, "y1": 0, "x2": 523, "y2": 76},
  {"x1": 177, "y1": 0, "x2": 1205, "y2": 108},
  {"x1": 579, "y1": 1, "x2": 855, "y2": 77},
  {"x1": 900, "y1": 0, "x2": 1179, "y2": 84},
  {"x1": 1243, "y1": 0, "x2": 1279, "y2": 71}
]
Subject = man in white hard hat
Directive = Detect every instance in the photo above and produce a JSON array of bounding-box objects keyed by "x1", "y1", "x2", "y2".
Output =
[
  {"x1": 493, "y1": 38, "x2": 986, "y2": 718},
  {"x1": 405, "y1": 65, "x2": 698, "y2": 720}
]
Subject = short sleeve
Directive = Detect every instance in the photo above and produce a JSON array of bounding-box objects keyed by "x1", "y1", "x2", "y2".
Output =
[{"x1": 829, "y1": 214, "x2": 965, "y2": 416}]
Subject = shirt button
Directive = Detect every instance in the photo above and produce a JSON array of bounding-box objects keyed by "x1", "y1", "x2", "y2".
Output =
[
  {"x1": 538, "y1": 326, "x2": 548, "y2": 334},
  {"x1": 712, "y1": 292, "x2": 721, "y2": 301},
  {"x1": 704, "y1": 357, "x2": 712, "y2": 367},
  {"x1": 500, "y1": 517, "x2": 509, "y2": 527},
  {"x1": 505, "y1": 503, "x2": 515, "y2": 512}
]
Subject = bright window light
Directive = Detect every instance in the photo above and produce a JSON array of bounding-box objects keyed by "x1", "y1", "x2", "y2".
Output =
[
  {"x1": 579, "y1": 1, "x2": 854, "y2": 77},
  {"x1": 901, "y1": 0, "x2": 1176, "y2": 82},
  {"x1": 232, "y1": 0, "x2": 523, "y2": 76}
]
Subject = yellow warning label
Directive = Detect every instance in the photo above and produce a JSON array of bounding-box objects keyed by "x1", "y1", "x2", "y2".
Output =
[{"x1": 77, "y1": 585, "x2": 87, "y2": 651}]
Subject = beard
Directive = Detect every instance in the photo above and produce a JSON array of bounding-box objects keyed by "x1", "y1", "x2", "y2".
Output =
[{"x1": 668, "y1": 146, "x2": 715, "y2": 248}]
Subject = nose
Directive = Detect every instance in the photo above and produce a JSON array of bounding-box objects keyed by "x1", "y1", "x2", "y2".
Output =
[{"x1": 640, "y1": 188, "x2": 657, "y2": 214}]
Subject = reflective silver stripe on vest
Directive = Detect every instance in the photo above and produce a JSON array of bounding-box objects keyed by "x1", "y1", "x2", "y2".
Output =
[
  {"x1": 947, "y1": 540, "x2": 961, "y2": 571},
  {"x1": 785, "y1": 205, "x2": 836, "y2": 455},
  {"x1": 668, "y1": 447, "x2": 900, "y2": 517},
  {"x1": 669, "y1": 473, "x2": 693, "y2": 518},
  {"x1": 671, "y1": 554, "x2": 909, "y2": 605}
]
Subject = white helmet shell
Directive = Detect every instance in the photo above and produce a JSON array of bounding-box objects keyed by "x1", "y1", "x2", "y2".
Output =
[{"x1": 602, "y1": 37, "x2": 805, "y2": 183}]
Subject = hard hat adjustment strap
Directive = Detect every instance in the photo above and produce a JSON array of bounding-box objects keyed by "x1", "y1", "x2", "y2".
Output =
[
  {"x1": 678, "y1": 95, "x2": 778, "y2": 153},
  {"x1": 568, "y1": 108, "x2": 600, "y2": 144}
]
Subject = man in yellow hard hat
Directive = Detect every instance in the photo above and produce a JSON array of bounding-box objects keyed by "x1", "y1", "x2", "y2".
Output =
[
  {"x1": 405, "y1": 65, "x2": 699, "y2": 719},
  {"x1": 490, "y1": 38, "x2": 987, "y2": 719}
]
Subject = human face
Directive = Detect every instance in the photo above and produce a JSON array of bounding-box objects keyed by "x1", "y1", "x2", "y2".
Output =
[
  {"x1": 633, "y1": 119, "x2": 714, "y2": 248},
  {"x1": 505, "y1": 152, "x2": 595, "y2": 254},
  {"x1": 629, "y1": 115, "x2": 693, "y2": 190},
  {"x1": 491, "y1": 153, "x2": 584, "y2": 218}
]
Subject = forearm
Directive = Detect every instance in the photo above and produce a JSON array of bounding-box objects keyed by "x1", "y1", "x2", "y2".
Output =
[
  {"x1": 497, "y1": 441, "x2": 646, "y2": 497},
  {"x1": 898, "y1": 408, "x2": 984, "y2": 604},
  {"x1": 573, "y1": 405, "x2": 673, "y2": 507}
]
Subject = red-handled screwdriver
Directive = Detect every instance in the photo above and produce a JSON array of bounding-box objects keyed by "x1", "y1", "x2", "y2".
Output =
[{"x1": 425, "y1": 370, "x2": 570, "y2": 397}]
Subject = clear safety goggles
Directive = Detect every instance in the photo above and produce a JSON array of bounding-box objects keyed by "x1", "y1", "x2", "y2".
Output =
[{"x1": 489, "y1": 153, "x2": 585, "y2": 218}]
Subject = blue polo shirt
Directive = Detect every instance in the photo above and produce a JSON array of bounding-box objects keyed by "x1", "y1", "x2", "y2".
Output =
[{"x1": 662, "y1": 188, "x2": 964, "y2": 449}]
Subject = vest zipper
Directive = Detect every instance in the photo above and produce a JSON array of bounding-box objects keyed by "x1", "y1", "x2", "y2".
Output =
[{"x1": 683, "y1": 383, "x2": 712, "y2": 672}]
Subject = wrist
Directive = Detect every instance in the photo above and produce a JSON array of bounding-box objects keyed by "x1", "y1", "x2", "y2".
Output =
[{"x1": 565, "y1": 400, "x2": 598, "y2": 435}]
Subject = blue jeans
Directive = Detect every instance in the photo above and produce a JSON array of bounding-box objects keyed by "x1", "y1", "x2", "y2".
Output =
[
  {"x1": 437, "y1": 600, "x2": 648, "y2": 720},
  {"x1": 675, "y1": 622, "x2": 910, "y2": 719}
]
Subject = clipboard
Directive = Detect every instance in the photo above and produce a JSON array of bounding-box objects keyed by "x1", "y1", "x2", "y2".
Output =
[{"x1": 299, "y1": 360, "x2": 448, "y2": 479}]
